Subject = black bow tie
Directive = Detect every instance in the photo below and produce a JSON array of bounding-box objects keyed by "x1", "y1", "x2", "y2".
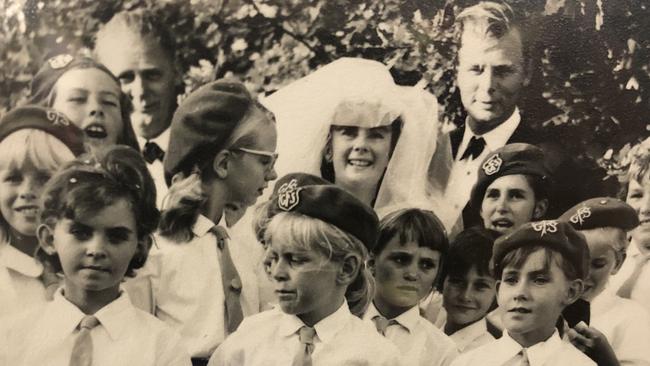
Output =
[
  {"x1": 460, "y1": 136, "x2": 486, "y2": 161},
  {"x1": 142, "y1": 141, "x2": 165, "y2": 164}
]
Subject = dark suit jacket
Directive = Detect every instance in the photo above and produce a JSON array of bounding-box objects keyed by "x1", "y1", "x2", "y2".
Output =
[{"x1": 448, "y1": 119, "x2": 610, "y2": 228}]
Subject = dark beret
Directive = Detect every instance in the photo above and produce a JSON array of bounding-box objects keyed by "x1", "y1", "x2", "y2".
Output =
[
  {"x1": 270, "y1": 175, "x2": 379, "y2": 250},
  {"x1": 470, "y1": 143, "x2": 551, "y2": 208},
  {"x1": 0, "y1": 105, "x2": 85, "y2": 156},
  {"x1": 29, "y1": 54, "x2": 117, "y2": 105},
  {"x1": 491, "y1": 220, "x2": 589, "y2": 280},
  {"x1": 164, "y1": 79, "x2": 256, "y2": 185},
  {"x1": 559, "y1": 197, "x2": 639, "y2": 231}
]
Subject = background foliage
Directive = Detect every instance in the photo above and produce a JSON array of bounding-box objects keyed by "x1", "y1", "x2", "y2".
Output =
[{"x1": 1, "y1": 0, "x2": 648, "y2": 178}]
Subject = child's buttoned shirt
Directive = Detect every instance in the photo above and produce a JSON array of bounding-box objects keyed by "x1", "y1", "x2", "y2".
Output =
[
  {"x1": 134, "y1": 214, "x2": 259, "y2": 358},
  {"x1": 0, "y1": 289, "x2": 190, "y2": 366},
  {"x1": 209, "y1": 302, "x2": 404, "y2": 366},
  {"x1": 590, "y1": 286, "x2": 650, "y2": 366},
  {"x1": 363, "y1": 303, "x2": 458, "y2": 366},
  {"x1": 451, "y1": 330, "x2": 595, "y2": 366},
  {"x1": 0, "y1": 242, "x2": 47, "y2": 316}
]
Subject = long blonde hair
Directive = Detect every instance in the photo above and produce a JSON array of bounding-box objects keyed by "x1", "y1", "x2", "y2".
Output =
[{"x1": 263, "y1": 211, "x2": 374, "y2": 317}]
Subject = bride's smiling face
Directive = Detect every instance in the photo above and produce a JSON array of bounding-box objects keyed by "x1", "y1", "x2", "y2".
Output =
[{"x1": 329, "y1": 125, "x2": 393, "y2": 189}]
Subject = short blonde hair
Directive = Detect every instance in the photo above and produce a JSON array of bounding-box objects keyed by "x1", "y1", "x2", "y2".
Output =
[
  {"x1": 264, "y1": 211, "x2": 374, "y2": 317},
  {"x1": 580, "y1": 226, "x2": 628, "y2": 253},
  {"x1": 0, "y1": 129, "x2": 75, "y2": 241}
]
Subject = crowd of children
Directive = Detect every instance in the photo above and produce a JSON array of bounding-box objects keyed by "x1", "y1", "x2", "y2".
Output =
[{"x1": 1, "y1": 2, "x2": 650, "y2": 366}]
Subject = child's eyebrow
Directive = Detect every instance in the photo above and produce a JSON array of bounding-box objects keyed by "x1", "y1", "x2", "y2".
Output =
[
  {"x1": 106, "y1": 226, "x2": 134, "y2": 235},
  {"x1": 99, "y1": 91, "x2": 120, "y2": 99},
  {"x1": 67, "y1": 88, "x2": 89, "y2": 94}
]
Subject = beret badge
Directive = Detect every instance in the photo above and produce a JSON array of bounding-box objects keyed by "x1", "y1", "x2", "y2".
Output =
[
  {"x1": 569, "y1": 206, "x2": 592, "y2": 226},
  {"x1": 277, "y1": 178, "x2": 301, "y2": 211},
  {"x1": 532, "y1": 220, "x2": 558, "y2": 236},
  {"x1": 46, "y1": 110, "x2": 71, "y2": 126},
  {"x1": 47, "y1": 54, "x2": 74, "y2": 69},
  {"x1": 482, "y1": 153, "x2": 502, "y2": 176}
]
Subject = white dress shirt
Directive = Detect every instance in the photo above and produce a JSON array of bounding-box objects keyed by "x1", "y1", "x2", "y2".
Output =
[
  {"x1": 609, "y1": 241, "x2": 650, "y2": 315},
  {"x1": 137, "y1": 127, "x2": 170, "y2": 208},
  {"x1": 451, "y1": 330, "x2": 595, "y2": 366},
  {"x1": 444, "y1": 108, "x2": 521, "y2": 228},
  {"x1": 0, "y1": 288, "x2": 190, "y2": 366},
  {"x1": 209, "y1": 301, "x2": 404, "y2": 366},
  {"x1": 434, "y1": 308, "x2": 495, "y2": 354},
  {"x1": 363, "y1": 303, "x2": 458, "y2": 366},
  {"x1": 589, "y1": 285, "x2": 650, "y2": 366},
  {"x1": 134, "y1": 214, "x2": 260, "y2": 358},
  {"x1": 0, "y1": 241, "x2": 47, "y2": 316}
]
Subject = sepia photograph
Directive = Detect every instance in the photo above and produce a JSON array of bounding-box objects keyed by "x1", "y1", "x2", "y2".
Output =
[{"x1": 0, "y1": 0, "x2": 649, "y2": 365}]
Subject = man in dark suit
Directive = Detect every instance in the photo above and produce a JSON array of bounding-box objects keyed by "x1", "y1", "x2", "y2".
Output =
[{"x1": 428, "y1": 1, "x2": 604, "y2": 234}]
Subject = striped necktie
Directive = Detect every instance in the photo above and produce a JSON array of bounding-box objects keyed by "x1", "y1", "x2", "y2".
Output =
[
  {"x1": 210, "y1": 225, "x2": 244, "y2": 333},
  {"x1": 69, "y1": 315, "x2": 99, "y2": 366}
]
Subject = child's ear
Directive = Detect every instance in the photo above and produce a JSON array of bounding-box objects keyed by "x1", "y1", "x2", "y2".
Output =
[
  {"x1": 532, "y1": 199, "x2": 548, "y2": 219},
  {"x1": 367, "y1": 255, "x2": 376, "y2": 277},
  {"x1": 563, "y1": 279, "x2": 584, "y2": 306},
  {"x1": 37, "y1": 224, "x2": 56, "y2": 255},
  {"x1": 131, "y1": 236, "x2": 152, "y2": 269},
  {"x1": 212, "y1": 150, "x2": 231, "y2": 179},
  {"x1": 337, "y1": 254, "x2": 361, "y2": 286}
]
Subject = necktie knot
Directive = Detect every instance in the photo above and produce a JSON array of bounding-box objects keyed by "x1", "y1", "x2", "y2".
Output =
[
  {"x1": 142, "y1": 141, "x2": 165, "y2": 164},
  {"x1": 299, "y1": 326, "x2": 316, "y2": 345},
  {"x1": 210, "y1": 225, "x2": 230, "y2": 250},
  {"x1": 460, "y1": 136, "x2": 486, "y2": 161},
  {"x1": 79, "y1": 315, "x2": 99, "y2": 330},
  {"x1": 372, "y1": 315, "x2": 390, "y2": 335}
]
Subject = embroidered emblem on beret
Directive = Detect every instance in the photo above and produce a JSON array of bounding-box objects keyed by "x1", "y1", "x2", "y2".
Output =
[
  {"x1": 570, "y1": 206, "x2": 592, "y2": 226},
  {"x1": 482, "y1": 154, "x2": 502, "y2": 176},
  {"x1": 277, "y1": 178, "x2": 301, "y2": 211},
  {"x1": 532, "y1": 220, "x2": 558, "y2": 236},
  {"x1": 46, "y1": 110, "x2": 71, "y2": 126},
  {"x1": 47, "y1": 54, "x2": 73, "y2": 69}
]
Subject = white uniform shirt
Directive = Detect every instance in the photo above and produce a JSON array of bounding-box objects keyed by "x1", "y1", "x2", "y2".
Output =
[
  {"x1": 209, "y1": 302, "x2": 404, "y2": 366},
  {"x1": 0, "y1": 241, "x2": 47, "y2": 316},
  {"x1": 443, "y1": 317, "x2": 495, "y2": 353},
  {"x1": 137, "y1": 128, "x2": 170, "y2": 208},
  {"x1": 0, "y1": 289, "x2": 190, "y2": 366},
  {"x1": 363, "y1": 303, "x2": 458, "y2": 366},
  {"x1": 451, "y1": 330, "x2": 595, "y2": 366},
  {"x1": 610, "y1": 242, "x2": 650, "y2": 315},
  {"x1": 589, "y1": 286, "x2": 650, "y2": 366},
  {"x1": 444, "y1": 109, "x2": 521, "y2": 228},
  {"x1": 135, "y1": 214, "x2": 260, "y2": 358}
]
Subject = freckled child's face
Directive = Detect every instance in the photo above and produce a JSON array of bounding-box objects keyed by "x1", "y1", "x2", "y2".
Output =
[
  {"x1": 372, "y1": 237, "x2": 440, "y2": 316},
  {"x1": 264, "y1": 239, "x2": 344, "y2": 326},
  {"x1": 582, "y1": 233, "x2": 622, "y2": 302}
]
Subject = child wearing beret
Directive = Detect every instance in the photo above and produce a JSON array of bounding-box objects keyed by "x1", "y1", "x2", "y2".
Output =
[
  {"x1": 29, "y1": 54, "x2": 140, "y2": 155},
  {"x1": 560, "y1": 197, "x2": 650, "y2": 366},
  {"x1": 610, "y1": 137, "x2": 650, "y2": 316},
  {"x1": 1, "y1": 146, "x2": 190, "y2": 366},
  {"x1": 451, "y1": 220, "x2": 596, "y2": 366},
  {"x1": 363, "y1": 208, "x2": 458, "y2": 365},
  {"x1": 131, "y1": 80, "x2": 277, "y2": 364},
  {"x1": 439, "y1": 227, "x2": 500, "y2": 353},
  {"x1": 470, "y1": 143, "x2": 552, "y2": 236},
  {"x1": 0, "y1": 106, "x2": 85, "y2": 316},
  {"x1": 209, "y1": 176, "x2": 402, "y2": 366},
  {"x1": 261, "y1": 57, "x2": 445, "y2": 222}
]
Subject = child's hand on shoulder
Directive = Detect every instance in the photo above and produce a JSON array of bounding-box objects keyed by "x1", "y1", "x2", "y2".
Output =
[{"x1": 567, "y1": 321, "x2": 620, "y2": 366}]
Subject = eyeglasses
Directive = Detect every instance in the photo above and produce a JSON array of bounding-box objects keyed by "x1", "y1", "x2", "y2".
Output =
[{"x1": 236, "y1": 147, "x2": 278, "y2": 170}]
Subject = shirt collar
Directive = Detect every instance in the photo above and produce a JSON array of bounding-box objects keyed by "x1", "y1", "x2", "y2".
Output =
[
  {"x1": 525, "y1": 329, "x2": 563, "y2": 366},
  {"x1": 0, "y1": 242, "x2": 43, "y2": 277},
  {"x1": 278, "y1": 300, "x2": 351, "y2": 344},
  {"x1": 136, "y1": 127, "x2": 171, "y2": 151},
  {"x1": 365, "y1": 302, "x2": 420, "y2": 333},
  {"x1": 449, "y1": 318, "x2": 489, "y2": 352},
  {"x1": 49, "y1": 288, "x2": 136, "y2": 341},
  {"x1": 460, "y1": 107, "x2": 521, "y2": 157},
  {"x1": 192, "y1": 214, "x2": 227, "y2": 238}
]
